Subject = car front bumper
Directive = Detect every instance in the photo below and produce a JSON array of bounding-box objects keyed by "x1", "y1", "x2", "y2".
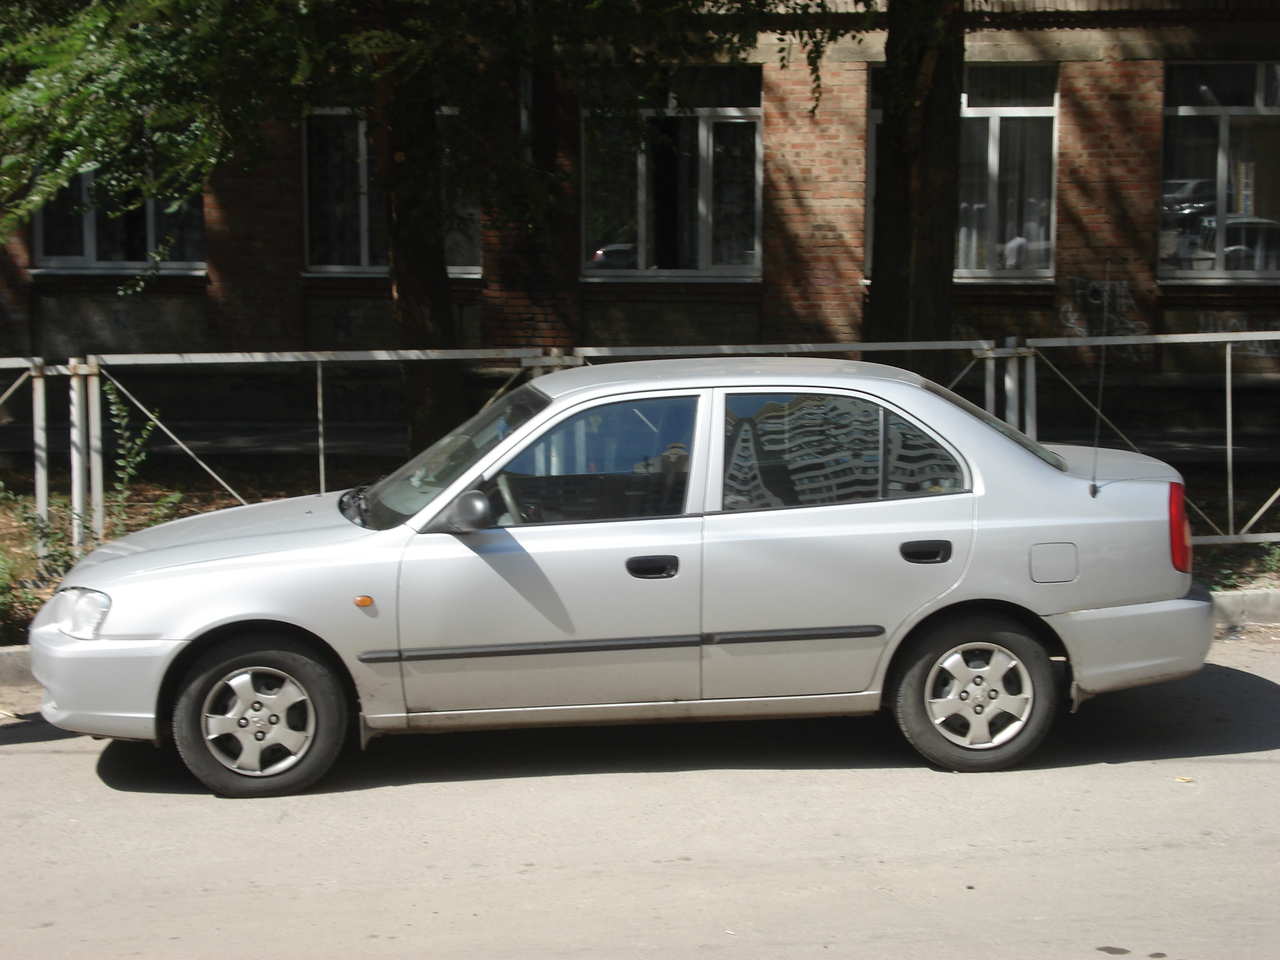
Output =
[
  {"x1": 1047, "y1": 583, "x2": 1215, "y2": 702},
  {"x1": 29, "y1": 621, "x2": 186, "y2": 741}
]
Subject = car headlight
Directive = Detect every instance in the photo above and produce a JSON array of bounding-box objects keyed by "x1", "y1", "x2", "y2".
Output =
[{"x1": 49, "y1": 587, "x2": 112, "y2": 640}]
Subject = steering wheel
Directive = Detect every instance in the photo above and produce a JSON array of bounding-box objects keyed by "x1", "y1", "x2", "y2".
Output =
[{"x1": 496, "y1": 473, "x2": 522, "y2": 524}]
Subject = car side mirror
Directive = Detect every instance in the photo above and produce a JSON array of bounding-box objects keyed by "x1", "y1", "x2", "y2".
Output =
[{"x1": 429, "y1": 490, "x2": 494, "y2": 535}]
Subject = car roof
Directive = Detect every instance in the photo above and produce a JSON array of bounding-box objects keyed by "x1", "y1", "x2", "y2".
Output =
[{"x1": 530, "y1": 356, "x2": 928, "y2": 401}]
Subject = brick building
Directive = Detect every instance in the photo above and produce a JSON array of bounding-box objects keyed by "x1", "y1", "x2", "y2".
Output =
[{"x1": 2, "y1": 0, "x2": 1279, "y2": 364}]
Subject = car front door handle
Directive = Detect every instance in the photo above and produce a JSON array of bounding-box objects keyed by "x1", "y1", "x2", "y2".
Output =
[
  {"x1": 626, "y1": 555, "x2": 680, "y2": 579},
  {"x1": 900, "y1": 540, "x2": 952, "y2": 564}
]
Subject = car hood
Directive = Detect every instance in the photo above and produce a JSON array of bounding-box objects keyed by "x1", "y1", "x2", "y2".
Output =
[
  {"x1": 64, "y1": 491, "x2": 373, "y2": 584},
  {"x1": 1043, "y1": 444, "x2": 1181, "y2": 483}
]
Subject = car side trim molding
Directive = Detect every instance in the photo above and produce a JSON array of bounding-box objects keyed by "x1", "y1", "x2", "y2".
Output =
[
  {"x1": 358, "y1": 650, "x2": 403, "y2": 664},
  {"x1": 360, "y1": 634, "x2": 703, "y2": 664},
  {"x1": 704, "y1": 625, "x2": 885, "y2": 645},
  {"x1": 359, "y1": 626, "x2": 884, "y2": 664}
]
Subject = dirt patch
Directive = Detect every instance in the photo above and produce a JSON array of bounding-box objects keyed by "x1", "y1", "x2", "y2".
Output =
[
  {"x1": 0, "y1": 682, "x2": 42, "y2": 725},
  {"x1": 1216, "y1": 621, "x2": 1280, "y2": 646},
  {"x1": 1196, "y1": 543, "x2": 1280, "y2": 592}
]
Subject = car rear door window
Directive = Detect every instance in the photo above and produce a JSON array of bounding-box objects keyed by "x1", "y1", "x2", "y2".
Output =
[
  {"x1": 885, "y1": 411, "x2": 966, "y2": 497},
  {"x1": 722, "y1": 393, "x2": 963, "y2": 511}
]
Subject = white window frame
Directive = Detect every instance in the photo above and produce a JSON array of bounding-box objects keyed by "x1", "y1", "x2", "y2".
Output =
[
  {"x1": 581, "y1": 106, "x2": 763, "y2": 282},
  {"x1": 303, "y1": 108, "x2": 482, "y2": 279},
  {"x1": 1160, "y1": 62, "x2": 1280, "y2": 282},
  {"x1": 32, "y1": 171, "x2": 206, "y2": 274},
  {"x1": 954, "y1": 81, "x2": 1058, "y2": 281},
  {"x1": 867, "y1": 64, "x2": 1059, "y2": 283}
]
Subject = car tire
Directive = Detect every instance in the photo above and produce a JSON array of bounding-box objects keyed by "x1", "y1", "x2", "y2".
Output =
[
  {"x1": 892, "y1": 615, "x2": 1059, "y2": 772},
  {"x1": 172, "y1": 636, "x2": 349, "y2": 798}
]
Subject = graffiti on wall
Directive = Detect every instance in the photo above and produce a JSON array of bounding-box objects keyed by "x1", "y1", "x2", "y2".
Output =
[
  {"x1": 1196, "y1": 314, "x2": 1280, "y2": 358},
  {"x1": 1059, "y1": 276, "x2": 1151, "y2": 363},
  {"x1": 1059, "y1": 277, "x2": 1148, "y2": 339}
]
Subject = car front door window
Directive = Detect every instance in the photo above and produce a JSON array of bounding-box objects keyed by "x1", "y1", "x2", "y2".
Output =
[{"x1": 485, "y1": 395, "x2": 697, "y2": 525}]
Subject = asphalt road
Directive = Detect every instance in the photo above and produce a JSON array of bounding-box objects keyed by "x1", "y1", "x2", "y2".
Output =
[{"x1": 2, "y1": 628, "x2": 1278, "y2": 960}]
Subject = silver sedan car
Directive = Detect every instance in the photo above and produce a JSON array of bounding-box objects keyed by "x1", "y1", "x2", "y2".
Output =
[{"x1": 30, "y1": 358, "x2": 1213, "y2": 796}]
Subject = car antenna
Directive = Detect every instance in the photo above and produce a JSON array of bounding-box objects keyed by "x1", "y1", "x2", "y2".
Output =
[{"x1": 1088, "y1": 260, "x2": 1111, "y2": 498}]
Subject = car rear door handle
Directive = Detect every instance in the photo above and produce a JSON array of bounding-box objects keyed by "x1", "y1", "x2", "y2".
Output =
[
  {"x1": 900, "y1": 540, "x2": 952, "y2": 564},
  {"x1": 626, "y1": 555, "x2": 679, "y2": 579}
]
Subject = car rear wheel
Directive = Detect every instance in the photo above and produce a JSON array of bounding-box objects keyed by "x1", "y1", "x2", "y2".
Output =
[
  {"x1": 172, "y1": 637, "x2": 349, "y2": 797},
  {"x1": 893, "y1": 615, "x2": 1059, "y2": 772}
]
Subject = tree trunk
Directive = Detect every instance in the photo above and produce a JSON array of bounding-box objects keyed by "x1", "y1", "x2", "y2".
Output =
[
  {"x1": 380, "y1": 79, "x2": 469, "y2": 452},
  {"x1": 865, "y1": 0, "x2": 965, "y2": 381}
]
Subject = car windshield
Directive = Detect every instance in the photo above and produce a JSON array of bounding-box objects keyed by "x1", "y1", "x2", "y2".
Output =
[
  {"x1": 925, "y1": 380, "x2": 1067, "y2": 472},
  {"x1": 355, "y1": 384, "x2": 551, "y2": 529}
]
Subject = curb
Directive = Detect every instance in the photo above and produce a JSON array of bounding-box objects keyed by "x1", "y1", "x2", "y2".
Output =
[
  {"x1": 1210, "y1": 588, "x2": 1280, "y2": 628},
  {"x1": 0, "y1": 645, "x2": 32, "y2": 690},
  {"x1": 1, "y1": 589, "x2": 1277, "y2": 693}
]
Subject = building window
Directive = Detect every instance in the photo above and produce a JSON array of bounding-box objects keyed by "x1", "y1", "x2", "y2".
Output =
[
  {"x1": 869, "y1": 64, "x2": 1057, "y2": 279},
  {"x1": 35, "y1": 172, "x2": 205, "y2": 269},
  {"x1": 582, "y1": 67, "x2": 762, "y2": 278},
  {"x1": 305, "y1": 110, "x2": 481, "y2": 276},
  {"x1": 1160, "y1": 63, "x2": 1280, "y2": 278},
  {"x1": 722, "y1": 393, "x2": 964, "y2": 513}
]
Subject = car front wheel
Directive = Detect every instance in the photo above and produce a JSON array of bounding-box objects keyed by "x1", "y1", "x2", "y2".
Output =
[
  {"x1": 172, "y1": 637, "x2": 349, "y2": 797},
  {"x1": 892, "y1": 615, "x2": 1059, "y2": 772}
]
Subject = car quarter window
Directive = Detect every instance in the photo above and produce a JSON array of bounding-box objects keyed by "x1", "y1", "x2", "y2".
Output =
[
  {"x1": 722, "y1": 392, "x2": 964, "y2": 512},
  {"x1": 484, "y1": 395, "x2": 697, "y2": 525}
]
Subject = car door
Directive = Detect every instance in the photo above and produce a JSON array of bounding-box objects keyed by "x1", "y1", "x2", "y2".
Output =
[
  {"x1": 700, "y1": 387, "x2": 976, "y2": 699},
  {"x1": 398, "y1": 390, "x2": 709, "y2": 713}
]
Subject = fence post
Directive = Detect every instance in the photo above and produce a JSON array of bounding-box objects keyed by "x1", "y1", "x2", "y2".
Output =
[
  {"x1": 87, "y1": 356, "x2": 105, "y2": 540},
  {"x1": 315, "y1": 361, "x2": 326, "y2": 494},
  {"x1": 68, "y1": 358, "x2": 87, "y2": 549},
  {"x1": 1003, "y1": 336, "x2": 1020, "y2": 428},
  {"x1": 1226, "y1": 343, "x2": 1234, "y2": 536},
  {"x1": 1023, "y1": 349, "x2": 1037, "y2": 440},
  {"x1": 984, "y1": 354, "x2": 996, "y2": 415},
  {"x1": 31, "y1": 360, "x2": 48, "y2": 554}
]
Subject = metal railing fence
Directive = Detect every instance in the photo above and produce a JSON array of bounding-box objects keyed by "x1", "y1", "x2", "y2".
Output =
[
  {"x1": 1014, "y1": 330, "x2": 1280, "y2": 546},
  {"x1": 0, "y1": 357, "x2": 57, "y2": 540},
  {"x1": 1, "y1": 334, "x2": 1274, "y2": 550}
]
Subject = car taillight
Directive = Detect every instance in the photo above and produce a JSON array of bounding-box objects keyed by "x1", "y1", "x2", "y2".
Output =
[{"x1": 1169, "y1": 481, "x2": 1192, "y2": 573}]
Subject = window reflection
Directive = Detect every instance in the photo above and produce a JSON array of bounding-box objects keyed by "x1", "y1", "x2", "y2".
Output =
[
  {"x1": 723, "y1": 393, "x2": 964, "y2": 512},
  {"x1": 1161, "y1": 64, "x2": 1280, "y2": 277},
  {"x1": 712, "y1": 121, "x2": 757, "y2": 266},
  {"x1": 488, "y1": 396, "x2": 696, "y2": 525},
  {"x1": 886, "y1": 413, "x2": 966, "y2": 496},
  {"x1": 1224, "y1": 117, "x2": 1280, "y2": 271}
]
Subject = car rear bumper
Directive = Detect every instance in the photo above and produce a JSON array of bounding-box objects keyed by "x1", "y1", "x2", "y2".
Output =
[
  {"x1": 29, "y1": 622, "x2": 186, "y2": 741},
  {"x1": 1047, "y1": 583, "x2": 1214, "y2": 700}
]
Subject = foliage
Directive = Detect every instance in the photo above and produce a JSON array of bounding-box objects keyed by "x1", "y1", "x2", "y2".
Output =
[
  {"x1": 0, "y1": 545, "x2": 43, "y2": 638},
  {"x1": 1263, "y1": 542, "x2": 1280, "y2": 575},
  {"x1": 0, "y1": 0, "x2": 863, "y2": 258},
  {"x1": 102, "y1": 379, "x2": 157, "y2": 537},
  {"x1": 1196, "y1": 542, "x2": 1280, "y2": 591},
  {"x1": 0, "y1": 379, "x2": 172, "y2": 635},
  {"x1": 0, "y1": 0, "x2": 863, "y2": 252},
  {"x1": 1, "y1": 481, "x2": 86, "y2": 585}
]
